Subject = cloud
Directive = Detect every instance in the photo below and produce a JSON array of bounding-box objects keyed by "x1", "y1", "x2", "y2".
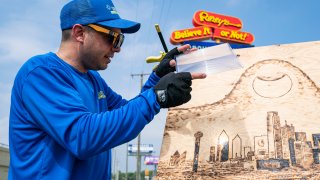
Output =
[
  {"x1": 0, "y1": 81, "x2": 12, "y2": 103},
  {"x1": 0, "y1": 1, "x2": 64, "y2": 63},
  {"x1": 0, "y1": 24, "x2": 54, "y2": 62},
  {"x1": 0, "y1": 81, "x2": 12, "y2": 145},
  {"x1": 119, "y1": 40, "x2": 161, "y2": 62},
  {"x1": 0, "y1": 0, "x2": 66, "y2": 145},
  {"x1": 0, "y1": 19, "x2": 60, "y2": 63}
]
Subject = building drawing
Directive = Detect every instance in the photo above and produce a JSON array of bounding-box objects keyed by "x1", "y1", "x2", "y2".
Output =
[
  {"x1": 217, "y1": 130, "x2": 229, "y2": 162},
  {"x1": 281, "y1": 121, "x2": 295, "y2": 160},
  {"x1": 193, "y1": 131, "x2": 203, "y2": 172},
  {"x1": 254, "y1": 135, "x2": 268, "y2": 160},
  {"x1": 232, "y1": 134, "x2": 242, "y2": 159},
  {"x1": 294, "y1": 131, "x2": 314, "y2": 168},
  {"x1": 312, "y1": 134, "x2": 320, "y2": 164},
  {"x1": 169, "y1": 150, "x2": 187, "y2": 167},
  {"x1": 313, "y1": 134, "x2": 320, "y2": 147},
  {"x1": 208, "y1": 146, "x2": 215, "y2": 163},
  {"x1": 179, "y1": 151, "x2": 187, "y2": 166},
  {"x1": 243, "y1": 146, "x2": 253, "y2": 160},
  {"x1": 169, "y1": 151, "x2": 180, "y2": 166},
  {"x1": 267, "y1": 111, "x2": 283, "y2": 159},
  {"x1": 161, "y1": 111, "x2": 320, "y2": 177}
]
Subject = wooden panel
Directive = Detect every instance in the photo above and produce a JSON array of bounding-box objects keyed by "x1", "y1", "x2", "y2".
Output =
[{"x1": 157, "y1": 41, "x2": 320, "y2": 179}]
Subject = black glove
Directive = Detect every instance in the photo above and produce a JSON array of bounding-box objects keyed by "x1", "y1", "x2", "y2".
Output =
[
  {"x1": 154, "y1": 72, "x2": 192, "y2": 108},
  {"x1": 154, "y1": 47, "x2": 183, "y2": 78}
]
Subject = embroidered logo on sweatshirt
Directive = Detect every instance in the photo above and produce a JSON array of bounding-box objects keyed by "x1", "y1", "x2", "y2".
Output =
[{"x1": 98, "y1": 91, "x2": 106, "y2": 99}]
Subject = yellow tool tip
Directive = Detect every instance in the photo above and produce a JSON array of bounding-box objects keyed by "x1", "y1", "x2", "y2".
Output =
[{"x1": 155, "y1": 24, "x2": 160, "y2": 32}]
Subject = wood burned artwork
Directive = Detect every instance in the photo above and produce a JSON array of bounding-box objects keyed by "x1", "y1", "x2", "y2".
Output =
[{"x1": 156, "y1": 41, "x2": 320, "y2": 179}]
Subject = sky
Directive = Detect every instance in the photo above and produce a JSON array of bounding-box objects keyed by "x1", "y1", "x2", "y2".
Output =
[{"x1": 0, "y1": 0, "x2": 320, "y2": 173}]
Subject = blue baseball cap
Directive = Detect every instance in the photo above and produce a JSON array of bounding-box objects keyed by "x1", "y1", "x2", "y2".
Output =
[{"x1": 60, "y1": 0, "x2": 140, "y2": 33}]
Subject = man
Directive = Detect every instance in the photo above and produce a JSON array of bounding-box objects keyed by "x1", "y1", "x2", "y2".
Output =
[{"x1": 9, "y1": 0, "x2": 206, "y2": 179}]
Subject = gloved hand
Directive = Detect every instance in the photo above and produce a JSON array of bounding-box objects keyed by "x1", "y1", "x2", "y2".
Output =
[
  {"x1": 154, "y1": 47, "x2": 182, "y2": 78},
  {"x1": 154, "y1": 72, "x2": 192, "y2": 108}
]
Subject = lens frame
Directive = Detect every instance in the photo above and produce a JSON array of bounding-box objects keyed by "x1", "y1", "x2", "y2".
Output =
[{"x1": 88, "y1": 24, "x2": 125, "y2": 49}]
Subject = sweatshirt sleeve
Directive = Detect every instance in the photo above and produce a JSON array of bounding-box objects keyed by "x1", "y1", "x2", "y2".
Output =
[
  {"x1": 141, "y1": 72, "x2": 161, "y2": 92},
  {"x1": 21, "y1": 66, "x2": 160, "y2": 159}
]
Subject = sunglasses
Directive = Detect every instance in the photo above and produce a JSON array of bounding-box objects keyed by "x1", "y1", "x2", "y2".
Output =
[{"x1": 87, "y1": 24, "x2": 125, "y2": 49}]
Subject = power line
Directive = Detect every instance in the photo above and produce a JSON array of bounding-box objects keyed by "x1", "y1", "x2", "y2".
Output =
[
  {"x1": 162, "y1": 0, "x2": 173, "y2": 33},
  {"x1": 141, "y1": 0, "x2": 156, "y2": 71}
]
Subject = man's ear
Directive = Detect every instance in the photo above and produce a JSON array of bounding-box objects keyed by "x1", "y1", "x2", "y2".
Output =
[{"x1": 71, "y1": 24, "x2": 85, "y2": 42}]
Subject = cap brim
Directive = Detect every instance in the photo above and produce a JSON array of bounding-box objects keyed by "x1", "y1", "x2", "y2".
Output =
[{"x1": 97, "y1": 19, "x2": 140, "y2": 34}]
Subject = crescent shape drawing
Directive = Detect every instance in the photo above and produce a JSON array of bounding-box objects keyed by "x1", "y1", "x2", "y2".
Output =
[{"x1": 252, "y1": 72, "x2": 293, "y2": 98}]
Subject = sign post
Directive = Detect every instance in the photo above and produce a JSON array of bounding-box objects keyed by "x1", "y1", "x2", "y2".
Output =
[{"x1": 144, "y1": 155, "x2": 159, "y2": 179}]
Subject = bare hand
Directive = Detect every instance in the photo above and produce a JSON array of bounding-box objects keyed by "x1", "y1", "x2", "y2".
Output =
[
  {"x1": 169, "y1": 44, "x2": 197, "y2": 67},
  {"x1": 191, "y1": 72, "x2": 207, "y2": 80}
]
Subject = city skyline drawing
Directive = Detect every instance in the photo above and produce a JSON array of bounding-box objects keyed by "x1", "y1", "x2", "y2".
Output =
[{"x1": 157, "y1": 41, "x2": 320, "y2": 179}]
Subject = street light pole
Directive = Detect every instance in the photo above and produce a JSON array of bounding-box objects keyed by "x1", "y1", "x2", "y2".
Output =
[
  {"x1": 125, "y1": 143, "x2": 128, "y2": 180},
  {"x1": 131, "y1": 73, "x2": 149, "y2": 180}
]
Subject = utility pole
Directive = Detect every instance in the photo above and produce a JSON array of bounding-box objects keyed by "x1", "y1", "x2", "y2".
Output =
[
  {"x1": 112, "y1": 149, "x2": 116, "y2": 180},
  {"x1": 125, "y1": 143, "x2": 128, "y2": 180},
  {"x1": 131, "y1": 73, "x2": 149, "y2": 180}
]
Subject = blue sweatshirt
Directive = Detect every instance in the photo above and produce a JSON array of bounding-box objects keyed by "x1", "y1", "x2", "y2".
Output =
[{"x1": 9, "y1": 52, "x2": 160, "y2": 179}]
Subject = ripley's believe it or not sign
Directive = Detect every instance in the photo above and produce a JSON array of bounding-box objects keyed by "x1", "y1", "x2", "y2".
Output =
[{"x1": 170, "y1": 10, "x2": 254, "y2": 45}]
